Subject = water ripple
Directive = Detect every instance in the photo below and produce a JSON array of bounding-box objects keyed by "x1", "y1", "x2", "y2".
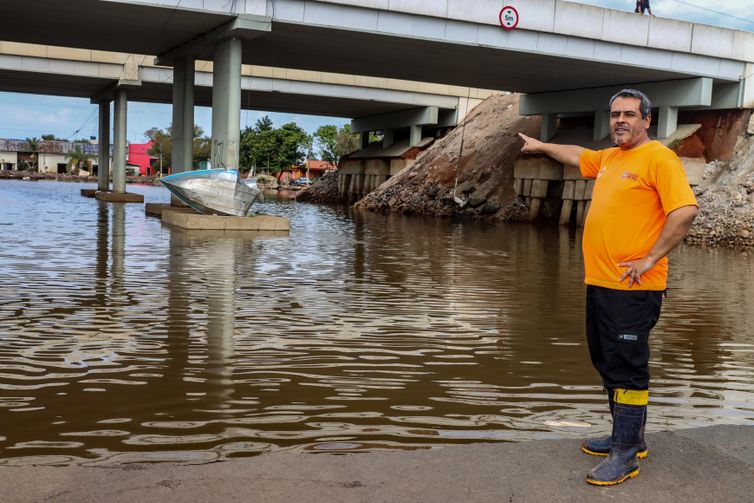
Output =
[{"x1": 0, "y1": 180, "x2": 752, "y2": 465}]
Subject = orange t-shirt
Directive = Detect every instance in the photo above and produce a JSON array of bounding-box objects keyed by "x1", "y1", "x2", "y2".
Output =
[{"x1": 579, "y1": 141, "x2": 697, "y2": 291}]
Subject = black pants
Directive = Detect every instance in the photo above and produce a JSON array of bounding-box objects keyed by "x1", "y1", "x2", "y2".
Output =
[{"x1": 586, "y1": 285, "x2": 663, "y2": 390}]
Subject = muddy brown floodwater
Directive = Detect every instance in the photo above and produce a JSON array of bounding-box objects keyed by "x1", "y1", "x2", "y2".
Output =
[{"x1": 0, "y1": 180, "x2": 752, "y2": 466}]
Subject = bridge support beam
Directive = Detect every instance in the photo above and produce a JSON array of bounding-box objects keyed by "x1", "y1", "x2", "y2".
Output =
[
  {"x1": 520, "y1": 78, "x2": 713, "y2": 116},
  {"x1": 97, "y1": 100, "x2": 110, "y2": 191},
  {"x1": 112, "y1": 88, "x2": 127, "y2": 194},
  {"x1": 172, "y1": 56, "x2": 195, "y2": 174},
  {"x1": 352, "y1": 106, "x2": 438, "y2": 149},
  {"x1": 211, "y1": 37, "x2": 242, "y2": 170},
  {"x1": 594, "y1": 110, "x2": 609, "y2": 140},
  {"x1": 657, "y1": 106, "x2": 678, "y2": 139},
  {"x1": 409, "y1": 125, "x2": 422, "y2": 146},
  {"x1": 541, "y1": 113, "x2": 557, "y2": 142},
  {"x1": 744, "y1": 63, "x2": 754, "y2": 109},
  {"x1": 521, "y1": 77, "x2": 714, "y2": 141},
  {"x1": 383, "y1": 129, "x2": 395, "y2": 148}
]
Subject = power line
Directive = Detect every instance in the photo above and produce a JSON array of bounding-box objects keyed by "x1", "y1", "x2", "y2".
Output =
[
  {"x1": 149, "y1": 0, "x2": 183, "y2": 54},
  {"x1": 666, "y1": 0, "x2": 753, "y2": 25},
  {"x1": 66, "y1": 108, "x2": 98, "y2": 140}
]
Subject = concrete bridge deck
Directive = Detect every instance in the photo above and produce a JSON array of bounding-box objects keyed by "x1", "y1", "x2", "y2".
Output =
[
  {"x1": 3, "y1": 1, "x2": 753, "y2": 97},
  {"x1": 1, "y1": 424, "x2": 752, "y2": 502},
  {"x1": 0, "y1": 42, "x2": 494, "y2": 121}
]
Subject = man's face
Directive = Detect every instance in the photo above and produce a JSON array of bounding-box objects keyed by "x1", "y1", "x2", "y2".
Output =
[{"x1": 609, "y1": 97, "x2": 651, "y2": 150}]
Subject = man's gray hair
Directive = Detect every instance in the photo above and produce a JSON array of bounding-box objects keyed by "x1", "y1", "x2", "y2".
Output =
[{"x1": 609, "y1": 89, "x2": 652, "y2": 119}]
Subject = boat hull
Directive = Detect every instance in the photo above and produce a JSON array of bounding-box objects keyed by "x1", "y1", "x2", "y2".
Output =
[{"x1": 160, "y1": 169, "x2": 261, "y2": 217}]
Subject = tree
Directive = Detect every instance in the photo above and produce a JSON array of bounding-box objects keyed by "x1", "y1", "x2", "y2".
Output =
[
  {"x1": 256, "y1": 128, "x2": 279, "y2": 171},
  {"x1": 239, "y1": 118, "x2": 312, "y2": 174},
  {"x1": 314, "y1": 125, "x2": 339, "y2": 164},
  {"x1": 193, "y1": 126, "x2": 211, "y2": 164},
  {"x1": 275, "y1": 122, "x2": 311, "y2": 171},
  {"x1": 65, "y1": 145, "x2": 94, "y2": 175},
  {"x1": 25, "y1": 137, "x2": 40, "y2": 172},
  {"x1": 335, "y1": 124, "x2": 360, "y2": 158},
  {"x1": 145, "y1": 124, "x2": 210, "y2": 171},
  {"x1": 41, "y1": 134, "x2": 56, "y2": 141},
  {"x1": 255, "y1": 115, "x2": 273, "y2": 132},
  {"x1": 145, "y1": 127, "x2": 172, "y2": 170}
]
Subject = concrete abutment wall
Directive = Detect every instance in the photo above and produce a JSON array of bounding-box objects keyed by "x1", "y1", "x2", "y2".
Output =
[{"x1": 513, "y1": 154, "x2": 706, "y2": 226}]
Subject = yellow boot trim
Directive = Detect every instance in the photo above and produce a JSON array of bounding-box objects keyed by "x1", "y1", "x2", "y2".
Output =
[
  {"x1": 613, "y1": 389, "x2": 648, "y2": 406},
  {"x1": 581, "y1": 444, "x2": 608, "y2": 457},
  {"x1": 586, "y1": 468, "x2": 640, "y2": 486},
  {"x1": 581, "y1": 445, "x2": 649, "y2": 459}
]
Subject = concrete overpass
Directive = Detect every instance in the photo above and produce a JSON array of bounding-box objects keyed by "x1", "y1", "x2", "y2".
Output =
[
  {"x1": 0, "y1": 41, "x2": 494, "y2": 194},
  {"x1": 1, "y1": 0, "x2": 752, "y2": 195},
  {"x1": 0, "y1": 43, "x2": 487, "y2": 129},
  {"x1": 3, "y1": 1, "x2": 751, "y2": 94}
]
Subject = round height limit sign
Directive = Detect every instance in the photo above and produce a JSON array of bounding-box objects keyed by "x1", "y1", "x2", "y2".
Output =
[{"x1": 499, "y1": 5, "x2": 519, "y2": 30}]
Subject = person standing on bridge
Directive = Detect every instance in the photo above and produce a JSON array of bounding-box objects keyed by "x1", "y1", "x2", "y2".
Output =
[
  {"x1": 635, "y1": 0, "x2": 654, "y2": 16},
  {"x1": 517, "y1": 89, "x2": 698, "y2": 486}
]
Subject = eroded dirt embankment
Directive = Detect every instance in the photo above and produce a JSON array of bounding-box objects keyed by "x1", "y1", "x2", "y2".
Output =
[{"x1": 354, "y1": 94, "x2": 540, "y2": 220}]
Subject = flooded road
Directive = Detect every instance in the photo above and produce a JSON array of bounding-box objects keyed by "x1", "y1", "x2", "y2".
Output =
[{"x1": 0, "y1": 180, "x2": 752, "y2": 465}]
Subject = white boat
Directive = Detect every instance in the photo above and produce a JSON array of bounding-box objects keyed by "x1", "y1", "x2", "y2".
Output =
[{"x1": 160, "y1": 168, "x2": 263, "y2": 216}]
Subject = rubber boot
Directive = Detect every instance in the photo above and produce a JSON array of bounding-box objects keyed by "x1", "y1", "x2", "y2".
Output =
[
  {"x1": 586, "y1": 402, "x2": 645, "y2": 486},
  {"x1": 582, "y1": 397, "x2": 648, "y2": 459}
]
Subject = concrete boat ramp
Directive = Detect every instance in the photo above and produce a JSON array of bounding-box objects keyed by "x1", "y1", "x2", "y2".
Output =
[{"x1": 2, "y1": 425, "x2": 752, "y2": 503}]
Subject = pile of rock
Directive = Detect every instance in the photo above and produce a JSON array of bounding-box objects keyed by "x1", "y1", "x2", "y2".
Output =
[
  {"x1": 296, "y1": 169, "x2": 339, "y2": 203},
  {"x1": 686, "y1": 131, "x2": 754, "y2": 249}
]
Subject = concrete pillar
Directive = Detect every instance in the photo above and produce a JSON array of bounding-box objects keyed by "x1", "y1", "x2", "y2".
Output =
[
  {"x1": 743, "y1": 63, "x2": 754, "y2": 109},
  {"x1": 657, "y1": 106, "x2": 678, "y2": 139},
  {"x1": 409, "y1": 125, "x2": 422, "y2": 146},
  {"x1": 383, "y1": 129, "x2": 395, "y2": 149},
  {"x1": 593, "y1": 110, "x2": 609, "y2": 141},
  {"x1": 172, "y1": 56, "x2": 195, "y2": 174},
  {"x1": 360, "y1": 132, "x2": 370, "y2": 149},
  {"x1": 112, "y1": 88, "x2": 128, "y2": 194},
  {"x1": 211, "y1": 37, "x2": 242, "y2": 170},
  {"x1": 97, "y1": 100, "x2": 110, "y2": 191},
  {"x1": 541, "y1": 113, "x2": 557, "y2": 142}
]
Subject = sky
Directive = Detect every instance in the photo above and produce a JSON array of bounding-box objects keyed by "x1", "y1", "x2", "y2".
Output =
[
  {"x1": 0, "y1": 0, "x2": 751, "y2": 146},
  {"x1": 0, "y1": 94, "x2": 349, "y2": 145},
  {"x1": 571, "y1": 0, "x2": 754, "y2": 31}
]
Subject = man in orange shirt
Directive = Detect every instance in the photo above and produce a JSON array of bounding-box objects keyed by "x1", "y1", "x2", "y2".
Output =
[{"x1": 518, "y1": 89, "x2": 698, "y2": 486}]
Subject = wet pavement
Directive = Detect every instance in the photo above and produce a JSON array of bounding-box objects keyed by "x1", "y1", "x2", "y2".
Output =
[{"x1": 2, "y1": 424, "x2": 753, "y2": 502}]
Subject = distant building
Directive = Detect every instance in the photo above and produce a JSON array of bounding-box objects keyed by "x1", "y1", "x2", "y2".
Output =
[
  {"x1": 128, "y1": 141, "x2": 159, "y2": 176},
  {"x1": 0, "y1": 138, "x2": 105, "y2": 174},
  {"x1": 306, "y1": 160, "x2": 337, "y2": 178},
  {"x1": 0, "y1": 138, "x2": 156, "y2": 176},
  {"x1": 277, "y1": 160, "x2": 336, "y2": 184}
]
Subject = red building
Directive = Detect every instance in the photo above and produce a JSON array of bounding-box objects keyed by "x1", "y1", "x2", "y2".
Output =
[
  {"x1": 306, "y1": 160, "x2": 337, "y2": 178},
  {"x1": 128, "y1": 141, "x2": 158, "y2": 176},
  {"x1": 277, "y1": 160, "x2": 336, "y2": 185}
]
